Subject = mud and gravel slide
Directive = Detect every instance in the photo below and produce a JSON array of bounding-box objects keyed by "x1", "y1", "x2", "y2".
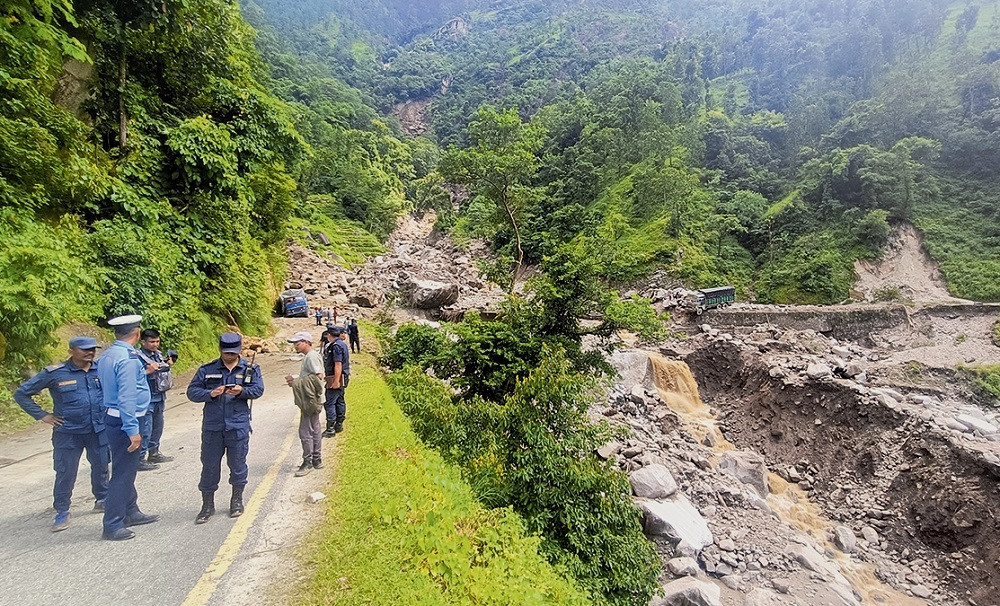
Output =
[
  {"x1": 685, "y1": 340, "x2": 1000, "y2": 605},
  {"x1": 853, "y1": 223, "x2": 969, "y2": 305}
]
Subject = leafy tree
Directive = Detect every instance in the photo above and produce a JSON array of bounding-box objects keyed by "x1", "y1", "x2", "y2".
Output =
[{"x1": 440, "y1": 107, "x2": 544, "y2": 288}]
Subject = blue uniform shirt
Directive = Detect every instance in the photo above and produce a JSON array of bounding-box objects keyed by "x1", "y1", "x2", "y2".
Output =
[
  {"x1": 97, "y1": 340, "x2": 152, "y2": 437},
  {"x1": 187, "y1": 357, "x2": 265, "y2": 432},
  {"x1": 14, "y1": 359, "x2": 105, "y2": 434},
  {"x1": 332, "y1": 339, "x2": 350, "y2": 376}
]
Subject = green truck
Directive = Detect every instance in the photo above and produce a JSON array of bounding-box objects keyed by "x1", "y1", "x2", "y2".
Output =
[{"x1": 686, "y1": 286, "x2": 736, "y2": 315}]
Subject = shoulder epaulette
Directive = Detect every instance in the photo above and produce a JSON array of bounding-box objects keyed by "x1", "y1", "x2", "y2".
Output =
[{"x1": 45, "y1": 363, "x2": 64, "y2": 372}]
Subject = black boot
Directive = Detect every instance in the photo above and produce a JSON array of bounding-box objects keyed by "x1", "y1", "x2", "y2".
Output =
[
  {"x1": 196, "y1": 492, "x2": 215, "y2": 524},
  {"x1": 313, "y1": 455, "x2": 324, "y2": 469},
  {"x1": 334, "y1": 421, "x2": 344, "y2": 434},
  {"x1": 230, "y1": 485, "x2": 245, "y2": 518},
  {"x1": 322, "y1": 421, "x2": 336, "y2": 438},
  {"x1": 294, "y1": 458, "x2": 313, "y2": 477}
]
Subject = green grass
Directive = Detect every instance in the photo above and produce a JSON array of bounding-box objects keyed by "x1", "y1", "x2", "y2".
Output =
[
  {"x1": 289, "y1": 216, "x2": 384, "y2": 269},
  {"x1": 963, "y1": 364, "x2": 1000, "y2": 406},
  {"x1": 913, "y1": 191, "x2": 1000, "y2": 302},
  {"x1": 296, "y1": 355, "x2": 591, "y2": 606}
]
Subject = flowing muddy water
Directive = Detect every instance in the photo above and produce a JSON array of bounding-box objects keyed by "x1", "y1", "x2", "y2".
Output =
[{"x1": 647, "y1": 352, "x2": 924, "y2": 606}]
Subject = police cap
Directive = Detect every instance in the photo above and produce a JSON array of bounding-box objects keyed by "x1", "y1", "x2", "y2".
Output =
[
  {"x1": 219, "y1": 333, "x2": 243, "y2": 354},
  {"x1": 107, "y1": 314, "x2": 142, "y2": 332},
  {"x1": 69, "y1": 336, "x2": 100, "y2": 350}
]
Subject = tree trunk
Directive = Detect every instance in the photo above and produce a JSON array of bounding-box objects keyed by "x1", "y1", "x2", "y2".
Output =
[
  {"x1": 119, "y1": 51, "x2": 127, "y2": 150},
  {"x1": 501, "y1": 187, "x2": 523, "y2": 292}
]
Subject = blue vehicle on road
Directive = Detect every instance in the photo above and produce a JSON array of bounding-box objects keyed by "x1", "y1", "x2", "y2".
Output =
[{"x1": 279, "y1": 289, "x2": 309, "y2": 317}]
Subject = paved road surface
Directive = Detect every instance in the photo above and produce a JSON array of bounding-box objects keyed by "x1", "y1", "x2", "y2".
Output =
[{"x1": 0, "y1": 350, "x2": 328, "y2": 606}]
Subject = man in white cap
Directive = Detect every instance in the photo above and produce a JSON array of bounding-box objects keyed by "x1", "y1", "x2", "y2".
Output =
[
  {"x1": 97, "y1": 315, "x2": 159, "y2": 540},
  {"x1": 285, "y1": 331, "x2": 325, "y2": 476}
]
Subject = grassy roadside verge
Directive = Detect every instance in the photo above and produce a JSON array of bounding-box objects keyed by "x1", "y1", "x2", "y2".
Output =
[{"x1": 296, "y1": 354, "x2": 590, "y2": 605}]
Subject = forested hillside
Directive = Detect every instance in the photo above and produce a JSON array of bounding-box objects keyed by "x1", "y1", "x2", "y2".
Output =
[
  {"x1": 0, "y1": 0, "x2": 418, "y2": 427},
  {"x1": 255, "y1": 0, "x2": 1000, "y2": 303}
]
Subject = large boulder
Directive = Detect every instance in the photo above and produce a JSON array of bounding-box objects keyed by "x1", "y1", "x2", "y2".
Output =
[
  {"x1": 637, "y1": 496, "x2": 713, "y2": 550},
  {"x1": 653, "y1": 577, "x2": 722, "y2": 606},
  {"x1": 350, "y1": 287, "x2": 384, "y2": 309},
  {"x1": 405, "y1": 278, "x2": 460, "y2": 309},
  {"x1": 806, "y1": 363, "x2": 832, "y2": 379},
  {"x1": 629, "y1": 464, "x2": 678, "y2": 499},
  {"x1": 718, "y1": 450, "x2": 770, "y2": 497}
]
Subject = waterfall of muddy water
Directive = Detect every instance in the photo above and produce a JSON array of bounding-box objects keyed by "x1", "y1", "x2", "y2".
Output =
[{"x1": 646, "y1": 353, "x2": 924, "y2": 606}]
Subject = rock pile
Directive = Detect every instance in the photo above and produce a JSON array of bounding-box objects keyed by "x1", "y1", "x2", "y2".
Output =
[
  {"x1": 674, "y1": 326, "x2": 1000, "y2": 605},
  {"x1": 285, "y1": 213, "x2": 505, "y2": 317},
  {"x1": 599, "y1": 379, "x2": 871, "y2": 606}
]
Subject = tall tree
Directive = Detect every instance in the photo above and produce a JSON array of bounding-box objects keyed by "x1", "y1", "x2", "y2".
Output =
[{"x1": 440, "y1": 107, "x2": 543, "y2": 289}]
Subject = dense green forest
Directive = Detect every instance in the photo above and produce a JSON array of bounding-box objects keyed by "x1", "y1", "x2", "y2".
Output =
[
  {"x1": 0, "y1": 0, "x2": 421, "y2": 427},
  {"x1": 253, "y1": 0, "x2": 1000, "y2": 304}
]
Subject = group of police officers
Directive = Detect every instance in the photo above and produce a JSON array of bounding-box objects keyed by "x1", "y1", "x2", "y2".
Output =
[{"x1": 13, "y1": 313, "x2": 347, "y2": 540}]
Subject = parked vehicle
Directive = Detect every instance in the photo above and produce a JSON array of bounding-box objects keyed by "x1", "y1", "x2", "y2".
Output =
[
  {"x1": 686, "y1": 286, "x2": 736, "y2": 315},
  {"x1": 279, "y1": 289, "x2": 309, "y2": 317}
]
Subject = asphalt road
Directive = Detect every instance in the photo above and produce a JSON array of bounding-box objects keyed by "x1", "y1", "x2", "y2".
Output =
[{"x1": 0, "y1": 350, "x2": 323, "y2": 606}]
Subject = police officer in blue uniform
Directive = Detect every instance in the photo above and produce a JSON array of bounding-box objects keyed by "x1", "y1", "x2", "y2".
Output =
[
  {"x1": 98, "y1": 315, "x2": 159, "y2": 541},
  {"x1": 14, "y1": 336, "x2": 109, "y2": 532},
  {"x1": 187, "y1": 333, "x2": 264, "y2": 524},
  {"x1": 322, "y1": 326, "x2": 350, "y2": 437},
  {"x1": 137, "y1": 328, "x2": 174, "y2": 469}
]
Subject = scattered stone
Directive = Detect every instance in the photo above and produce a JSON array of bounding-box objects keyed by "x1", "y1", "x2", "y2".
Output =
[
  {"x1": 833, "y1": 526, "x2": 856, "y2": 554},
  {"x1": 910, "y1": 584, "x2": 933, "y2": 599},
  {"x1": 955, "y1": 414, "x2": 998, "y2": 435},
  {"x1": 720, "y1": 575, "x2": 741, "y2": 590},
  {"x1": 629, "y1": 464, "x2": 678, "y2": 499},
  {"x1": 718, "y1": 538, "x2": 737, "y2": 552},
  {"x1": 861, "y1": 526, "x2": 881, "y2": 546},
  {"x1": 843, "y1": 362, "x2": 864, "y2": 378},
  {"x1": 622, "y1": 445, "x2": 644, "y2": 458},
  {"x1": 404, "y1": 278, "x2": 460, "y2": 309},
  {"x1": 667, "y1": 557, "x2": 699, "y2": 577},
  {"x1": 718, "y1": 450, "x2": 770, "y2": 497},
  {"x1": 596, "y1": 441, "x2": 622, "y2": 460},
  {"x1": 654, "y1": 577, "x2": 722, "y2": 606},
  {"x1": 638, "y1": 496, "x2": 714, "y2": 550},
  {"x1": 806, "y1": 363, "x2": 832, "y2": 379},
  {"x1": 307, "y1": 491, "x2": 326, "y2": 504}
]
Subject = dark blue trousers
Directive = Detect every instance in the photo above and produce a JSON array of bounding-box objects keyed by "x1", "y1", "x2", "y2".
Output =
[
  {"x1": 144, "y1": 399, "x2": 165, "y2": 454},
  {"x1": 138, "y1": 412, "x2": 153, "y2": 458},
  {"x1": 198, "y1": 429, "x2": 250, "y2": 492},
  {"x1": 103, "y1": 414, "x2": 141, "y2": 533},
  {"x1": 52, "y1": 430, "x2": 108, "y2": 513},
  {"x1": 324, "y1": 374, "x2": 349, "y2": 424}
]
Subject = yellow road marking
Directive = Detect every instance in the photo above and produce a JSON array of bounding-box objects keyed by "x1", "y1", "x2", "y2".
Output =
[{"x1": 180, "y1": 409, "x2": 298, "y2": 606}]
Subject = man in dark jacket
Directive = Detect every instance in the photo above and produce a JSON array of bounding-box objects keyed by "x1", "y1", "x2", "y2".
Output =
[
  {"x1": 187, "y1": 333, "x2": 264, "y2": 524},
  {"x1": 14, "y1": 337, "x2": 108, "y2": 532},
  {"x1": 347, "y1": 319, "x2": 361, "y2": 353}
]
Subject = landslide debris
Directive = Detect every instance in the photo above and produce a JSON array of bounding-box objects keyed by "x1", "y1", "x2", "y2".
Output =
[
  {"x1": 600, "y1": 324, "x2": 1000, "y2": 606},
  {"x1": 285, "y1": 212, "x2": 504, "y2": 318}
]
